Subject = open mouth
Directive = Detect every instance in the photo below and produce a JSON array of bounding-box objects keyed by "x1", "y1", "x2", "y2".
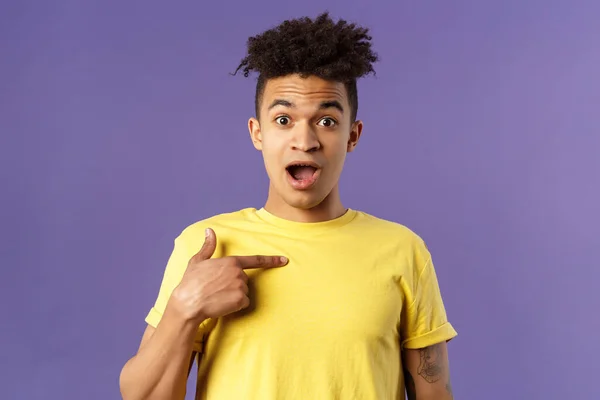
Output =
[{"x1": 285, "y1": 162, "x2": 320, "y2": 190}]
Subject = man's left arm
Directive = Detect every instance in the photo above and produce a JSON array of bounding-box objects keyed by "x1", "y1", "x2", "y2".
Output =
[
  {"x1": 400, "y1": 238, "x2": 457, "y2": 399},
  {"x1": 403, "y1": 341, "x2": 453, "y2": 400}
]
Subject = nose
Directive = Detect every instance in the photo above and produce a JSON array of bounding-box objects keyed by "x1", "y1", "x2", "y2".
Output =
[{"x1": 290, "y1": 122, "x2": 320, "y2": 152}]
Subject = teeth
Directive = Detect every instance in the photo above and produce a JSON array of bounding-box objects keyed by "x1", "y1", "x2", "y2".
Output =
[{"x1": 286, "y1": 163, "x2": 318, "y2": 170}]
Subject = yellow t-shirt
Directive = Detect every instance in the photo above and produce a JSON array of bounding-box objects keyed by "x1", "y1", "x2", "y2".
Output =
[{"x1": 145, "y1": 207, "x2": 457, "y2": 400}]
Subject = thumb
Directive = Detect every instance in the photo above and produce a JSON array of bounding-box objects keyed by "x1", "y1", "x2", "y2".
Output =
[{"x1": 192, "y1": 228, "x2": 217, "y2": 262}]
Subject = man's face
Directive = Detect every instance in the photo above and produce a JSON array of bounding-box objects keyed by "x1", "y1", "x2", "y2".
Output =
[{"x1": 248, "y1": 74, "x2": 362, "y2": 210}]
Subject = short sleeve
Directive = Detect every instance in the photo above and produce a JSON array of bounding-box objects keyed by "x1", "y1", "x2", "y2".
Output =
[
  {"x1": 400, "y1": 241, "x2": 457, "y2": 349},
  {"x1": 145, "y1": 233, "x2": 215, "y2": 352}
]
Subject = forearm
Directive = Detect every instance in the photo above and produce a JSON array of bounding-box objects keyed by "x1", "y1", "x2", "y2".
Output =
[
  {"x1": 405, "y1": 379, "x2": 453, "y2": 400},
  {"x1": 119, "y1": 305, "x2": 200, "y2": 400},
  {"x1": 403, "y1": 342, "x2": 453, "y2": 400}
]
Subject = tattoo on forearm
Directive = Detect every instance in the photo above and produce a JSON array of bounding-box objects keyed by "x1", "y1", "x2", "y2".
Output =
[
  {"x1": 403, "y1": 370, "x2": 417, "y2": 400},
  {"x1": 417, "y1": 344, "x2": 444, "y2": 383}
]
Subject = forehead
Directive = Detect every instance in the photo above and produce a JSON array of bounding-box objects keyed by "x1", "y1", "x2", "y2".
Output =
[{"x1": 261, "y1": 75, "x2": 349, "y2": 110}]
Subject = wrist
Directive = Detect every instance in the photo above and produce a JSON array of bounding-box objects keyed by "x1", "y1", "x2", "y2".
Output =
[{"x1": 163, "y1": 299, "x2": 206, "y2": 337}]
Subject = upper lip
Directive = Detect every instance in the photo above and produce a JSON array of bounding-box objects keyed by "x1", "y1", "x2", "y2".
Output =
[{"x1": 285, "y1": 160, "x2": 321, "y2": 169}]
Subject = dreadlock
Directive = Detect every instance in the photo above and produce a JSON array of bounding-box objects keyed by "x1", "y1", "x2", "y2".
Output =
[{"x1": 234, "y1": 12, "x2": 379, "y2": 121}]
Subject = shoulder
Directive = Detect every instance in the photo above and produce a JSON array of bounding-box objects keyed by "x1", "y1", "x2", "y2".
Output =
[
  {"x1": 176, "y1": 207, "x2": 258, "y2": 244},
  {"x1": 352, "y1": 210, "x2": 431, "y2": 256},
  {"x1": 353, "y1": 210, "x2": 426, "y2": 242}
]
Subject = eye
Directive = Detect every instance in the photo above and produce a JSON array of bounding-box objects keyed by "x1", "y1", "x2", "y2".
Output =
[
  {"x1": 318, "y1": 117, "x2": 337, "y2": 127},
  {"x1": 275, "y1": 116, "x2": 290, "y2": 125}
]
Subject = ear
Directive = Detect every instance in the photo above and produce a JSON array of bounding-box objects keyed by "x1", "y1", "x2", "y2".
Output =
[
  {"x1": 248, "y1": 117, "x2": 263, "y2": 151},
  {"x1": 346, "y1": 120, "x2": 363, "y2": 153}
]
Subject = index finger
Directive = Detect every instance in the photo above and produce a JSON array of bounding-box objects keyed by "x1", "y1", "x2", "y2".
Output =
[{"x1": 233, "y1": 255, "x2": 289, "y2": 269}]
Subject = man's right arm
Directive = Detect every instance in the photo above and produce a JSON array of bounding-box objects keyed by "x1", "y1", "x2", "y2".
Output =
[
  {"x1": 119, "y1": 302, "x2": 200, "y2": 400},
  {"x1": 118, "y1": 227, "x2": 288, "y2": 400}
]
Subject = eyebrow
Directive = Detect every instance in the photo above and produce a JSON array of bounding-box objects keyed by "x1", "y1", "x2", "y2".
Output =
[{"x1": 267, "y1": 99, "x2": 344, "y2": 113}]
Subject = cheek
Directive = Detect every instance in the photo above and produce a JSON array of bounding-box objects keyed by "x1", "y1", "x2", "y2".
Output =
[
  {"x1": 325, "y1": 137, "x2": 349, "y2": 164},
  {"x1": 260, "y1": 128, "x2": 284, "y2": 150},
  {"x1": 259, "y1": 133, "x2": 285, "y2": 171}
]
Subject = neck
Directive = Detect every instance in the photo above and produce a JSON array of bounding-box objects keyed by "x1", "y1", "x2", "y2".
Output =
[{"x1": 263, "y1": 184, "x2": 347, "y2": 223}]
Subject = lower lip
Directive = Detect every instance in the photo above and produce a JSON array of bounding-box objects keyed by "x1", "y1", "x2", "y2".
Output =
[{"x1": 286, "y1": 168, "x2": 321, "y2": 190}]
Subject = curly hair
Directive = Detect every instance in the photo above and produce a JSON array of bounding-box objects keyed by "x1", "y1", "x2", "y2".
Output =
[{"x1": 234, "y1": 12, "x2": 379, "y2": 121}]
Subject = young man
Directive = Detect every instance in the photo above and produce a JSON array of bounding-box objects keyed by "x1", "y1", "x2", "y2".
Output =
[{"x1": 120, "y1": 12, "x2": 457, "y2": 400}]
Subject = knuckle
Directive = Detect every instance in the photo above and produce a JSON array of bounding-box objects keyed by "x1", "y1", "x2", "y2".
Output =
[
  {"x1": 234, "y1": 292, "x2": 246, "y2": 306},
  {"x1": 189, "y1": 256, "x2": 204, "y2": 268},
  {"x1": 228, "y1": 256, "x2": 241, "y2": 268},
  {"x1": 233, "y1": 280, "x2": 243, "y2": 289}
]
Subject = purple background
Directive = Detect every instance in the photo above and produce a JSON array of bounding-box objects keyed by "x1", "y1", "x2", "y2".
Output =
[{"x1": 2, "y1": 1, "x2": 599, "y2": 399}]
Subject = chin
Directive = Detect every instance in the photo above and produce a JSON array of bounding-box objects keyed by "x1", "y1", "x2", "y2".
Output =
[{"x1": 283, "y1": 193, "x2": 327, "y2": 210}]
